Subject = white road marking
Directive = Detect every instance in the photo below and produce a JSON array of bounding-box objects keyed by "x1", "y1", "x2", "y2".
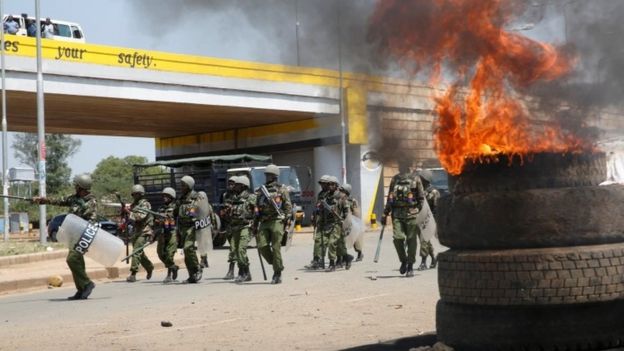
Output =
[{"x1": 342, "y1": 293, "x2": 390, "y2": 303}]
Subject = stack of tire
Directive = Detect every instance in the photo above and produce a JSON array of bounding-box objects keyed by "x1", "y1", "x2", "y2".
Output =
[{"x1": 436, "y1": 152, "x2": 624, "y2": 350}]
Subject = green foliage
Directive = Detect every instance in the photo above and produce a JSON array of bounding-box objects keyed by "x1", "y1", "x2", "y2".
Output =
[
  {"x1": 91, "y1": 155, "x2": 151, "y2": 203},
  {"x1": 12, "y1": 133, "x2": 81, "y2": 195}
]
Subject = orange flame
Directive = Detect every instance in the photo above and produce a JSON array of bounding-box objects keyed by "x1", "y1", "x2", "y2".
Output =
[{"x1": 371, "y1": 0, "x2": 591, "y2": 175}]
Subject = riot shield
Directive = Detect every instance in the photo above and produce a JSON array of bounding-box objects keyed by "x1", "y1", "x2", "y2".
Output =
[
  {"x1": 345, "y1": 214, "x2": 364, "y2": 248},
  {"x1": 417, "y1": 199, "x2": 437, "y2": 241},
  {"x1": 195, "y1": 191, "x2": 214, "y2": 255}
]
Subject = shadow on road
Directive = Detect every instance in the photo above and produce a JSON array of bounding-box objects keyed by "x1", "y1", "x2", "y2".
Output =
[{"x1": 339, "y1": 333, "x2": 437, "y2": 351}]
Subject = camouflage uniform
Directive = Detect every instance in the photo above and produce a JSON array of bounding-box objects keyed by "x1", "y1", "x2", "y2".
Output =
[
  {"x1": 175, "y1": 189, "x2": 204, "y2": 283},
  {"x1": 306, "y1": 188, "x2": 328, "y2": 269},
  {"x1": 128, "y1": 197, "x2": 155, "y2": 279},
  {"x1": 155, "y1": 200, "x2": 178, "y2": 282},
  {"x1": 385, "y1": 171, "x2": 425, "y2": 277},
  {"x1": 48, "y1": 193, "x2": 98, "y2": 294},
  {"x1": 230, "y1": 189, "x2": 256, "y2": 282},
  {"x1": 316, "y1": 188, "x2": 349, "y2": 271},
  {"x1": 255, "y1": 179, "x2": 292, "y2": 283}
]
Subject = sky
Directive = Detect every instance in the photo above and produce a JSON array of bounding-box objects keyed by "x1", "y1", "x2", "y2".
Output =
[{"x1": 1, "y1": 0, "x2": 568, "y2": 176}]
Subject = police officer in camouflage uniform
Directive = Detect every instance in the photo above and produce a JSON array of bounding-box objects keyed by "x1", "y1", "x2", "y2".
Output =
[
  {"x1": 305, "y1": 175, "x2": 332, "y2": 270},
  {"x1": 317, "y1": 176, "x2": 350, "y2": 272},
  {"x1": 175, "y1": 175, "x2": 203, "y2": 283},
  {"x1": 155, "y1": 187, "x2": 179, "y2": 283},
  {"x1": 229, "y1": 176, "x2": 256, "y2": 283},
  {"x1": 34, "y1": 174, "x2": 97, "y2": 300},
  {"x1": 126, "y1": 184, "x2": 155, "y2": 282},
  {"x1": 417, "y1": 169, "x2": 439, "y2": 270},
  {"x1": 382, "y1": 160, "x2": 425, "y2": 277},
  {"x1": 220, "y1": 176, "x2": 237, "y2": 280},
  {"x1": 340, "y1": 183, "x2": 363, "y2": 261},
  {"x1": 254, "y1": 164, "x2": 292, "y2": 284}
]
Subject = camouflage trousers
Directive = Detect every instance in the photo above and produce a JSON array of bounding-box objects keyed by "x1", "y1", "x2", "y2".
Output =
[
  {"x1": 313, "y1": 226, "x2": 326, "y2": 260},
  {"x1": 66, "y1": 250, "x2": 92, "y2": 290},
  {"x1": 319, "y1": 223, "x2": 346, "y2": 261},
  {"x1": 392, "y1": 217, "x2": 420, "y2": 264},
  {"x1": 257, "y1": 220, "x2": 284, "y2": 273},
  {"x1": 179, "y1": 225, "x2": 201, "y2": 276},
  {"x1": 130, "y1": 235, "x2": 154, "y2": 274},
  {"x1": 225, "y1": 226, "x2": 236, "y2": 263},
  {"x1": 231, "y1": 225, "x2": 251, "y2": 269},
  {"x1": 157, "y1": 232, "x2": 177, "y2": 268}
]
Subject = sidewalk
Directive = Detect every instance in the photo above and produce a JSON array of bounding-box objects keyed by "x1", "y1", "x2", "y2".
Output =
[{"x1": 0, "y1": 245, "x2": 183, "y2": 295}]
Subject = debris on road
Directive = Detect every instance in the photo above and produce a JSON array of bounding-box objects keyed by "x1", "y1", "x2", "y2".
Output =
[{"x1": 161, "y1": 321, "x2": 173, "y2": 327}]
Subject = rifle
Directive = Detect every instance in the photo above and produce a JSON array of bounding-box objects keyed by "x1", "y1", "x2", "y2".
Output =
[
  {"x1": 0, "y1": 194, "x2": 34, "y2": 202},
  {"x1": 252, "y1": 220, "x2": 267, "y2": 281},
  {"x1": 259, "y1": 185, "x2": 285, "y2": 219},
  {"x1": 320, "y1": 199, "x2": 344, "y2": 225},
  {"x1": 115, "y1": 192, "x2": 131, "y2": 264},
  {"x1": 131, "y1": 206, "x2": 167, "y2": 219},
  {"x1": 373, "y1": 214, "x2": 389, "y2": 263}
]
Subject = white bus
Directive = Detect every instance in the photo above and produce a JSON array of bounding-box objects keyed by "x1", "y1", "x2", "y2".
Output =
[{"x1": 3, "y1": 14, "x2": 85, "y2": 43}]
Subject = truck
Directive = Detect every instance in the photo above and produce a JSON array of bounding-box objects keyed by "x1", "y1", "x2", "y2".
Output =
[{"x1": 132, "y1": 154, "x2": 305, "y2": 247}]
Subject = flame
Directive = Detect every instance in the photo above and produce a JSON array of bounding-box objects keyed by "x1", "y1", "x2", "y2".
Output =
[{"x1": 371, "y1": 0, "x2": 591, "y2": 175}]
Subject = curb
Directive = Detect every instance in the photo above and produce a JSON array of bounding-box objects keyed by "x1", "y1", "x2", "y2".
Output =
[
  {"x1": 0, "y1": 249, "x2": 69, "y2": 268},
  {"x1": 0, "y1": 257, "x2": 186, "y2": 295}
]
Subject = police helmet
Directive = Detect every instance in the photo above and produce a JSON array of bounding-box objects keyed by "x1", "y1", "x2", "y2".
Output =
[
  {"x1": 73, "y1": 174, "x2": 92, "y2": 190},
  {"x1": 181, "y1": 175, "x2": 195, "y2": 189},
  {"x1": 162, "y1": 187, "x2": 176, "y2": 199},
  {"x1": 228, "y1": 176, "x2": 237, "y2": 183},
  {"x1": 327, "y1": 176, "x2": 340, "y2": 185},
  {"x1": 131, "y1": 184, "x2": 145, "y2": 195},
  {"x1": 264, "y1": 164, "x2": 280, "y2": 176},
  {"x1": 318, "y1": 175, "x2": 332, "y2": 184},
  {"x1": 341, "y1": 183, "x2": 352, "y2": 194},
  {"x1": 234, "y1": 176, "x2": 250, "y2": 188}
]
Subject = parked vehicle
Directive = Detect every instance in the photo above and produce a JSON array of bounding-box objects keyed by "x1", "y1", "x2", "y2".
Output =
[
  {"x1": 2, "y1": 14, "x2": 85, "y2": 43},
  {"x1": 47, "y1": 214, "x2": 118, "y2": 242}
]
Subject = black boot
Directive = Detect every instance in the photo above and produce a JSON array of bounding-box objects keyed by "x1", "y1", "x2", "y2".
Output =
[
  {"x1": 194, "y1": 267, "x2": 203, "y2": 281},
  {"x1": 305, "y1": 257, "x2": 321, "y2": 270},
  {"x1": 67, "y1": 290, "x2": 82, "y2": 300},
  {"x1": 171, "y1": 265, "x2": 179, "y2": 281},
  {"x1": 430, "y1": 254, "x2": 438, "y2": 269},
  {"x1": 355, "y1": 250, "x2": 363, "y2": 262},
  {"x1": 406, "y1": 263, "x2": 415, "y2": 277},
  {"x1": 399, "y1": 261, "x2": 407, "y2": 275},
  {"x1": 336, "y1": 256, "x2": 344, "y2": 269},
  {"x1": 244, "y1": 266, "x2": 252, "y2": 282},
  {"x1": 271, "y1": 271, "x2": 282, "y2": 284},
  {"x1": 163, "y1": 268, "x2": 173, "y2": 283},
  {"x1": 224, "y1": 262, "x2": 235, "y2": 280},
  {"x1": 325, "y1": 260, "x2": 336, "y2": 272},
  {"x1": 146, "y1": 266, "x2": 153, "y2": 280},
  {"x1": 417, "y1": 257, "x2": 428, "y2": 271},
  {"x1": 235, "y1": 266, "x2": 245, "y2": 283},
  {"x1": 80, "y1": 282, "x2": 95, "y2": 299},
  {"x1": 200, "y1": 255, "x2": 209, "y2": 268},
  {"x1": 344, "y1": 254, "x2": 354, "y2": 270}
]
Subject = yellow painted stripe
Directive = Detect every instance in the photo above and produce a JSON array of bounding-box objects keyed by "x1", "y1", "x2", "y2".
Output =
[{"x1": 347, "y1": 86, "x2": 368, "y2": 145}]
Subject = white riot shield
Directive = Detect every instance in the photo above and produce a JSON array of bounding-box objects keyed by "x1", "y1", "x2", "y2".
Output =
[
  {"x1": 195, "y1": 191, "x2": 213, "y2": 255},
  {"x1": 417, "y1": 200, "x2": 437, "y2": 241},
  {"x1": 345, "y1": 214, "x2": 365, "y2": 248}
]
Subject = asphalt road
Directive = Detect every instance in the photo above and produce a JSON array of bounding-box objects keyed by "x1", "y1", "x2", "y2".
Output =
[{"x1": 0, "y1": 230, "x2": 442, "y2": 351}]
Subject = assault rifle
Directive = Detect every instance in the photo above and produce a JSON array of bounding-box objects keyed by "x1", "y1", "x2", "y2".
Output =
[
  {"x1": 320, "y1": 199, "x2": 344, "y2": 225},
  {"x1": 0, "y1": 194, "x2": 35, "y2": 202}
]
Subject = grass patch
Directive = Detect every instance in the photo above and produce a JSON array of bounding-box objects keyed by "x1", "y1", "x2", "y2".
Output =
[{"x1": 0, "y1": 241, "x2": 67, "y2": 257}]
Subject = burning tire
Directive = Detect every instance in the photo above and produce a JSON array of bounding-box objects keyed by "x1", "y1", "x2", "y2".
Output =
[
  {"x1": 436, "y1": 299, "x2": 624, "y2": 351},
  {"x1": 438, "y1": 243, "x2": 624, "y2": 306},
  {"x1": 437, "y1": 185, "x2": 624, "y2": 249},
  {"x1": 451, "y1": 152, "x2": 606, "y2": 195}
]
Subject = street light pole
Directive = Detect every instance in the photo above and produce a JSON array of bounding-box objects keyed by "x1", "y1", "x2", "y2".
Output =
[
  {"x1": 0, "y1": 0, "x2": 9, "y2": 242},
  {"x1": 337, "y1": 0, "x2": 347, "y2": 184},
  {"x1": 35, "y1": 0, "x2": 46, "y2": 244}
]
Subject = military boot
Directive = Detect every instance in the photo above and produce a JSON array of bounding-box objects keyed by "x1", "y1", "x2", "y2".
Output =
[
  {"x1": 163, "y1": 268, "x2": 173, "y2": 284},
  {"x1": 325, "y1": 260, "x2": 336, "y2": 272},
  {"x1": 305, "y1": 257, "x2": 321, "y2": 270},
  {"x1": 417, "y1": 257, "x2": 428, "y2": 271},
  {"x1": 430, "y1": 254, "x2": 438, "y2": 269},
  {"x1": 67, "y1": 290, "x2": 82, "y2": 300},
  {"x1": 406, "y1": 263, "x2": 415, "y2": 277},
  {"x1": 194, "y1": 267, "x2": 203, "y2": 281},
  {"x1": 224, "y1": 262, "x2": 235, "y2": 280},
  {"x1": 80, "y1": 282, "x2": 95, "y2": 299},
  {"x1": 271, "y1": 271, "x2": 282, "y2": 284},
  {"x1": 146, "y1": 266, "x2": 153, "y2": 280},
  {"x1": 171, "y1": 265, "x2": 179, "y2": 281},
  {"x1": 344, "y1": 254, "x2": 354, "y2": 270},
  {"x1": 244, "y1": 266, "x2": 252, "y2": 282},
  {"x1": 126, "y1": 272, "x2": 137, "y2": 282},
  {"x1": 235, "y1": 266, "x2": 245, "y2": 283},
  {"x1": 355, "y1": 250, "x2": 363, "y2": 262},
  {"x1": 336, "y1": 256, "x2": 344, "y2": 269},
  {"x1": 399, "y1": 261, "x2": 407, "y2": 275},
  {"x1": 200, "y1": 255, "x2": 209, "y2": 268}
]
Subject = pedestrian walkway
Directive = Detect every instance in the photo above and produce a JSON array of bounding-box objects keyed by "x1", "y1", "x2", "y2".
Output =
[{"x1": 0, "y1": 245, "x2": 182, "y2": 295}]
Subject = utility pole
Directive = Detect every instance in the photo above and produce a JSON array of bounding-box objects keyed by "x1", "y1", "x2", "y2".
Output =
[
  {"x1": 0, "y1": 0, "x2": 9, "y2": 242},
  {"x1": 337, "y1": 0, "x2": 347, "y2": 184},
  {"x1": 35, "y1": 0, "x2": 47, "y2": 244}
]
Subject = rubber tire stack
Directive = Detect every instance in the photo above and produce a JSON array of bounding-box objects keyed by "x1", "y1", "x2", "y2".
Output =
[{"x1": 436, "y1": 152, "x2": 624, "y2": 351}]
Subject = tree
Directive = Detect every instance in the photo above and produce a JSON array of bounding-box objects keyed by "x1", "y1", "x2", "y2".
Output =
[
  {"x1": 12, "y1": 133, "x2": 81, "y2": 195},
  {"x1": 91, "y1": 155, "x2": 152, "y2": 202}
]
